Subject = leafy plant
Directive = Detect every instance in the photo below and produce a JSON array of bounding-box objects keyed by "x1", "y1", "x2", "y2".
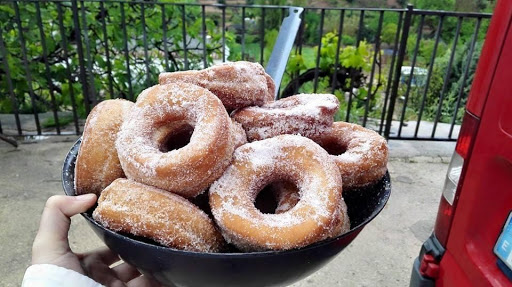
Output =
[
  {"x1": 0, "y1": 1, "x2": 233, "y2": 126},
  {"x1": 281, "y1": 32, "x2": 383, "y2": 123},
  {"x1": 381, "y1": 23, "x2": 398, "y2": 45}
]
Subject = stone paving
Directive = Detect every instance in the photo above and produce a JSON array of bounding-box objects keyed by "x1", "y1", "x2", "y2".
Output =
[{"x1": 0, "y1": 136, "x2": 455, "y2": 287}]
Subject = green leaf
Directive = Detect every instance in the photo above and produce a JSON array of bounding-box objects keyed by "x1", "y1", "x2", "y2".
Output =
[{"x1": 287, "y1": 54, "x2": 306, "y2": 73}]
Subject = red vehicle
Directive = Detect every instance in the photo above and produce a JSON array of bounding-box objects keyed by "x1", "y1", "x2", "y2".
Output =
[{"x1": 410, "y1": 0, "x2": 512, "y2": 285}]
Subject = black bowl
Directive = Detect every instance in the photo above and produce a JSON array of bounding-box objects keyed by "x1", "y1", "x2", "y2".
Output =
[{"x1": 63, "y1": 138, "x2": 391, "y2": 287}]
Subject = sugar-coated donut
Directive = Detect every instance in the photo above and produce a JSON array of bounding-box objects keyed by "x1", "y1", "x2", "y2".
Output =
[
  {"x1": 272, "y1": 182, "x2": 300, "y2": 214},
  {"x1": 230, "y1": 118, "x2": 248, "y2": 149},
  {"x1": 270, "y1": 182, "x2": 350, "y2": 236},
  {"x1": 209, "y1": 135, "x2": 345, "y2": 251},
  {"x1": 159, "y1": 61, "x2": 275, "y2": 111},
  {"x1": 116, "y1": 83, "x2": 234, "y2": 198},
  {"x1": 232, "y1": 94, "x2": 339, "y2": 142},
  {"x1": 152, "y1": 118, "x2": 246, "y2": 152},
  {"x1": 151, "y1": 120, "x2": 194, "y2": 153},
  {"x1": 93, "y1": 179, "x2": 225, "y2": 252},
  {"x1": 313, "y1": 122, "x2": 388, "y2": 190},
  {"x1": 75, "y1": 99, "x2": 133, "y2": 196}
]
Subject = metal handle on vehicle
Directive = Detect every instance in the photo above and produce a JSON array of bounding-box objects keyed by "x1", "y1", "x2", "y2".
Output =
[{"x1": 265, "y1": 7, "x2": 303, "y2": 99}]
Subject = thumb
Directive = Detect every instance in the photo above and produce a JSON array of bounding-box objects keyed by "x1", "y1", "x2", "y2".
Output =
[{"x1": 32, "y1": 194, "x2": 97, "y2": 264}]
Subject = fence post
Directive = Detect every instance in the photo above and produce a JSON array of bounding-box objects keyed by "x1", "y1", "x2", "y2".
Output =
[
  {"x1": 71, "y1": 0, "x2": 92, "y2": 114},
  {"x1": 384, "y1": 4, "x2": 413, "y2": 140}
]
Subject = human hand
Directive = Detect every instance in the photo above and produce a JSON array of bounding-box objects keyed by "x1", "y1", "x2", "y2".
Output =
[{"x1": 32, "y1": 194, "x2": 162, "y2": 287}]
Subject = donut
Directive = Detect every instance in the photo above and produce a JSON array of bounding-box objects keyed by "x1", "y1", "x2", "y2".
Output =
[
  {"x1": 152, "y1": 119, "x2": 245, "y2": 153},
  {"x1": 271, "y1": 181, "x2": 302, "y2": 214},
  {"x1": 93, "y1": 178, "x2": 225, "y2": 252},
  {"x1": 313, "y1": 122, "x2": 388, "y2": 190},
  {"x1": 230, "y1": 118, "x2": 248, "y2": 149},
  {"x1": 158, "y1": 61, "x2": 275, "y2": 111},
  {"x1": 209, "y1": 135, "x2": 346, "y2": 251},
  {"x1": 231, "y1": 93, "x2": 339, "y2": 142},
  {"x1": 116, "y1": 83, "x2": 234, "y2": 198},
  {"x1": 270, "y1": 181, "x2": 350, "y2": 236},
  {"x1": 151, "y1": 120, "x2": 194, "y2": 153},
  {"x1": 75, "y1": 99, "x2": 133, "y2": 196}
]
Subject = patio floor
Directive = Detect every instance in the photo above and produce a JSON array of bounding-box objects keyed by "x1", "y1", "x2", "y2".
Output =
[{"x1": 0, "y1": 136, "x2": 454, "y2": 286}]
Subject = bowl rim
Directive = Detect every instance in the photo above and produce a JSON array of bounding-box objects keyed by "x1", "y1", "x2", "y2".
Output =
[{"x1": 64, "y1": 137, "x2": 391, "y2": 257}]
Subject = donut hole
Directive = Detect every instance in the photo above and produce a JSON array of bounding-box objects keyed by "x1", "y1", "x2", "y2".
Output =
[
  {"x1": 322, "y1": 140, "x2": 348, "y2": 156},
  {"x1": 254, "y1": 186, "x2": 278, "y2": 214},
  {"x1": 159, "y1": 124, "x2": 194, "y2": 152},
  {"x1": 254, "y1": 181, "x2": 300, "y2": 214}
]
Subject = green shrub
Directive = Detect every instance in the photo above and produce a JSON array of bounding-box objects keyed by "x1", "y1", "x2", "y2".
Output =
[{"x1": 0, "y1": 1, "x2": 231, "y2": 119}]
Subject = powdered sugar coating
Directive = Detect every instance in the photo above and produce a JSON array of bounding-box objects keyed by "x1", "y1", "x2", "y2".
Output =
[
  {"x1": 93, "y1": 179, "x2": 225, "y2": 252},
  {"x1": 209, "y1": 135, "x2": 344, "y2": 251},
  {"x1": 230, "y1": 118, "x2": 248, "y2": 149},
  {"x1": 116, "y1": 83, "x2": 234, "y2": 198},
  {"x1": 159, "y1": 61, "x2": 275, "y2": 111},
  {"x1": 232, "y1": 94, "x2": 339, "y2": 141},
  {"x1": 270, "y1": 181, "x2": 350, "y2": 236},
  {"x1": 75, "y1": 99, "x2": 133, "y2": 195},
  {"x1": 313, "y1": 122, "x2": 388, "y2": 190}
]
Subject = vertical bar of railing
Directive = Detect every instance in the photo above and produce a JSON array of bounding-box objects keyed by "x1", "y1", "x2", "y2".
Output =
[
  {"x1": 330, "y1": 9, "x2": 345, "y2": 94},
  {"x1": 79, "y1": 0, "x2": 96, "y2": 107},
  {"x1": 201, "y1": 5, "x2": 207, "y2": 68},
  {"x1": 449, "y1": 17, "x2": 481, "y2": 139},
  {"x1": 241, "y1": 7, "x2": 246, "y2": 61},
  {"x1": 379, "y1": 11, "x2": 403, "y2": 134},
  {"x1": 356, "y1": 10, "x2": 365, "y2": 46},
  {"x1": 100, "y1": 0, "x2": 114, "y2": 99},
  {"x1": 14, "y1": 1, "x2": 41, "y2": 135},
  {"x1": 57, "y1": 3, "x2": 80, "y2": 134},
  {"x1": 415, "y1": 15, "x2": 444, "y2": 137},
  {"x1": 141, "y1": 1, "x2": 151, "y2": 87},
  {"x1": 292, "y1": 8, "x2": 306, "y2": 96},
  {"x1": 313, "y1": 9, "x2": 325, "y2": 93},
  {"x1": 36, "y1": 1, "x2": 60, "y2": 134},
  {"x1": 161, "y1": 4, "x2": 170, "y2": 71},
  {"x1": 431, "y1": 17, "x2": 462, "y2": 138},
  {"x1": 0, "y1": 27, "x2": 22, "y2": 135},
  {"x1": 298, "y1": 8, "x2": 305, "y2": 55},
  {"x1": 362, "y1": 10, "x2": 384, "y2": 127},
  {"x1": 398, "y1": 14, "x2": 424, "y2": 137},
  {"x1": 259, "y1": 7, "x2": 265, "y2": 65},
  {"x1": 120, "y1": 2, "x2": 133, "y2": 100},
  {"x1": 222, "y1": 6, "x2": 226, "y2": 62},
  {"x1": 181, "y1": 5, "x2": 188, "y2": 70},
  {"x1": 71, "y1": 0, "x2": 91, "y2": 113},
  {"x1": 345, "y1": 9, "x2": 366, "y2": 122},
  {"x1": 384, "y1": 4, "x2": 413, "y2": 139}
]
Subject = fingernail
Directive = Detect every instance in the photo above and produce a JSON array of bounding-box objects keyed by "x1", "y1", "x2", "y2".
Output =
[{"x1": 75, "y1": 193, "x2": 97, "y2": 201}]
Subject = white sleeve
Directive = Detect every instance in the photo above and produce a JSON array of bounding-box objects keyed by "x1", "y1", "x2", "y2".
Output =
[{"x1": 21, "y1": 264, "x2": 104, "y2": 287}]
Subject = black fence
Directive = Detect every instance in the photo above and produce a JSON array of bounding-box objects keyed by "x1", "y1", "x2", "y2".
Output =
[{"x1": 0, "y1": 1, "x2": 492, "y2": 141}]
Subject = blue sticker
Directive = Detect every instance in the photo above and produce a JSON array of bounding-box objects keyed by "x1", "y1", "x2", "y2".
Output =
[{"x1": 495, "y1": 212, "x2": 512, "y2": 269}]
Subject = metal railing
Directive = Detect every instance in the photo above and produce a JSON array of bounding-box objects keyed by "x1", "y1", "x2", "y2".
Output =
[
  {"x1": 0, "y1": 1, "x2": 492, "y2": 142},
  {"x1": 385, "y1": 5, "x2": 491, "y2": 140},
  {"x1": 288, "y1": 5, "x2": 491, "y2": 141}
]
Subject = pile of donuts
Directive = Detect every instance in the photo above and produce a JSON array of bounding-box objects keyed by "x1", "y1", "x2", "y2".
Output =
[{"x1": 74, "y1": 61, "x2": 388, "y2": 253}]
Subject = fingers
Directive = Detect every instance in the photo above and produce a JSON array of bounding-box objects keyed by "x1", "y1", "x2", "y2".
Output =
[
  {"x1": 80, "y1": 253, "x2": 125, "y2": 287},
  {"x1": 79, "y1": 247, "x2": 120, "y2": 266},
  {"x1": 35, "y1": 194, "x2": 96, "y2": 242},
  {"x1": 32, "y1": 194, "x2": 97, "y2": 264},
  {"x1": 81, "y1": 248, "x2": 159, "y2": 286},
  {"x1": 112, "y1": 262, "x2": 141, "y2": 282},
  {"x1": 127, "y1": 275, "x2": 165, "y2": 287}
]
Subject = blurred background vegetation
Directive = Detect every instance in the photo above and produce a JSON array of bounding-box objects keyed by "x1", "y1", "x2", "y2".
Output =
[{"x1": 0, "y1": 0, "x2": 494, "y2": 133}]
